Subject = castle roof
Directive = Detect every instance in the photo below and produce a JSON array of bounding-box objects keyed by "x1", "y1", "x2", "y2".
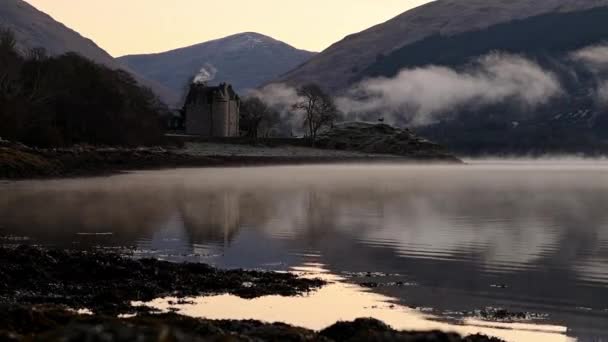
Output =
[{"x1": 183, "y1": 82, "x2": 239, "y2": 108}]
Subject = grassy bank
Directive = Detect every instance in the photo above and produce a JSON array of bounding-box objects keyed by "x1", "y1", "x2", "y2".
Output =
[{"x1": 0, "y1": 141, "x2": 461, "y2": 180}]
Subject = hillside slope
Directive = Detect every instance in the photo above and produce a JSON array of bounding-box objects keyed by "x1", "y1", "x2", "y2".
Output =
[
  {"x1": 364, "y1": 6, "x2": 608, "y2": 155},
  {"x1": 119, "y1": 33, "x2": 316, "y2": 101},
  {"x1": 0, "y1": 0, "x2": 178, "y2": 104},
  {"x1": 278, "y1": 0, "x2": 608, "y2": 92}
]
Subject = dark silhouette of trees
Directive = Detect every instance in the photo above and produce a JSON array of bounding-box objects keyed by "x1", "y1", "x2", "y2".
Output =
[
  {"x1": 240, "y1": 97, "x2": 279, "y2": 138},
  {"x1": 0, "y1": 28, "x2": 21, "y2": 98},
  {"x1": 292, "y1": 83, "x2": 339, "y2": 144},
  {"x1": 0, "y1": 28, "x2": 166, "y2": 147}
]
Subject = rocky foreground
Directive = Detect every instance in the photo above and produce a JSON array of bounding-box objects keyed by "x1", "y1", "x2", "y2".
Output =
[
  {"x1": 0, "y1": 246, "x2": 501, "y2": 341},
  {"x1": 0, "y1": 306, "x2": 502, "y2": 342},
  {"x1": 0, "y1": 246, "x2": 324, "y2": 315}
]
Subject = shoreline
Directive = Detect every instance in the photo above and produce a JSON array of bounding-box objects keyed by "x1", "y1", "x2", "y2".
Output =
[
  {"x1": 0, "y1": 143, "x2": 462, "y2": 180},
  {"x1": 0, "y1": 245, "x2": 325, "y2": 315},
  {"x1": 0, "y1": 304, "x2": 501, "y2": 342},
  {"x1": 0, "y1": 246, "x2": 500, "y2": 342}
]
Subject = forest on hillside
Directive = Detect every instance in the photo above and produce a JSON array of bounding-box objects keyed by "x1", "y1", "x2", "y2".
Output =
[{"x1": 0, "y1": 28, "x2": 167, "y2": 147}]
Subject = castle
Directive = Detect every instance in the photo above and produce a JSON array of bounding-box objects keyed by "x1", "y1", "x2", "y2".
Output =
[{"x1": 183, "y1": 82, "x2": 240, "y2": 137}]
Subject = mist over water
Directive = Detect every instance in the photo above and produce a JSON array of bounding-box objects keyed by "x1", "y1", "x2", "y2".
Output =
[{"x1": 2, "y1": 162, "x2": 608, "y2": 339}]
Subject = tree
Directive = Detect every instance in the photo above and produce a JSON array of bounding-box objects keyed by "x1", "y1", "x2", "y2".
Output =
[
  {"x1": 240, "y1": 97, "x2": 279, "y2": 138},
  {"x1": 292, "y1": 83, "x2": 339, "y2": 145},
  {"x1": 0, "y1": 28, "x2": 22, "y2": 98},
  {"x1": 0, "y1": 28, "x2": 165, "y2": 147}
]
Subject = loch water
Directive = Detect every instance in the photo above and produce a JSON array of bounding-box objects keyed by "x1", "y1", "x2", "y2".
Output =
[{"x1": 2, "y1": 161, "x2": 608, "y2": 341}]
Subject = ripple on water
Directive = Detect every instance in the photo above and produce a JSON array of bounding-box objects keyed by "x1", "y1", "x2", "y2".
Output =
[{"x1": 3, "y1": 163, "x2": 608, "y2": 339}]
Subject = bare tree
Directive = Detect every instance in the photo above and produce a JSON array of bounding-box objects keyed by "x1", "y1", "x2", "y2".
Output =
[
  {"x1": 292, "y1": 83, "x2": 339, "y2": 145},
  {"x1": 240, "y1": 97, "x2": 279, "y2": 138}
]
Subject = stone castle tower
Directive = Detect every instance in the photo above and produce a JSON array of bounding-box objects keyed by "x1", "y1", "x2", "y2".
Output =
[{"x1": 183, "y1": 82, "x2": 240, "y2": 137}]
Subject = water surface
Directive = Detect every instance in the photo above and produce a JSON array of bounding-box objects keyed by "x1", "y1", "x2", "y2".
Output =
[{"x1": 2, "y1": 162, "x2": 608, "y2": 340}]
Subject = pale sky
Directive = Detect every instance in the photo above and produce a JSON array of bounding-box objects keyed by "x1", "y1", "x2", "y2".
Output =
[{"x1": 24, "y1": 0, "x2": 433, "y2": 57}]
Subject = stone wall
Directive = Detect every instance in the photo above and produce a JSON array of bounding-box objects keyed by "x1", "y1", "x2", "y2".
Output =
[{"x1": 184, "y1": 83, "x2": 240, "y2": 137}]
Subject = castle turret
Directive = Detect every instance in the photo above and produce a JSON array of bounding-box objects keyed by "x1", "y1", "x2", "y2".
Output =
[{"x1": 183, "y1": 82, "x2": 240, "y2": 137}]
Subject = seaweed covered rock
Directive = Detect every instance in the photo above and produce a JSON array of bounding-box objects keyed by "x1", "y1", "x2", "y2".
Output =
[
  {"x1": 315, "y1": 122, "x2": 460, "y2": 162},
  {"x1": 320, "y1": 318, "x2": 502, "y2": 341},
  {"x1": 0, "y1": 246, "x2": 325, "y2": 315},
  {"x1": 0, "y1": 306, "x2": 503, "y2": 342}
]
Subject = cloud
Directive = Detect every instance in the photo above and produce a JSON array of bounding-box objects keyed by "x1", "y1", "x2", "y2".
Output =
[
  {"x1": 571, "y1": 44, "x2": 608, "y2": 71},
  {"x1": 337, "y1": 53, "x2": 563, "y2": 125},
  {"x1": 571, "y1": 44, "x2": 608, "y2": 105},
  {"x1": 246, "y1": 83, "x2": 306, "y2": 134},
  {"x1": 598, "y1": 81, "x2": 608, "y2": 105},
  {"x1": 250, "y1": 54, "x2": 563, "y2": 130},
  {"x1": 246, "y1": 83, "x2": 301, "y2": 109}
]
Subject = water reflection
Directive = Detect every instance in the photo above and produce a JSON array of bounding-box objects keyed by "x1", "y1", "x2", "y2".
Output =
[
  {"x1": 139, "y1": 264, "x2": 573, "y2": 342},
  {"x1": 2, "y1": 163, "x2": 608, "y2": 339}
]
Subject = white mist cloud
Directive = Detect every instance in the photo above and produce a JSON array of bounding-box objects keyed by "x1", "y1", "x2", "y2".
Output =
[
  {"x1": 193, "y1": 63, "x2": 218, "y2": 84},
  {"x1": 337, "y1": 53, "x2": 562, "y2": 125},
  {"x1": 572, "y1": 44, "x2": 608, "y2": 105},
  {"x1": 247, "y1": 83, "x2": 301, "y2": 109},
  {"x1": 598, "y1": 81, "x2": 608, "y2": 105},
  {"x1": 571, "y1": 44, "x2": 608, "y2": 71},
  {"x1": 246, "y1": 83, "x2": 305, "y2": 133}
]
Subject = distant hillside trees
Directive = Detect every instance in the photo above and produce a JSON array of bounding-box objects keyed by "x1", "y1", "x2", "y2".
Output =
[
  {"x1": 239, "y1": 97, "x2": 280, "y2": 138},
  {"x1": 293, "y1": 84, "x2": 340, "y2": 144},
  {"x1": 0, "y1": 28, "x2": 166, "y2": 147},
  {"x1": 0, "y1": 28, "x2": 21, "y2": 100}
]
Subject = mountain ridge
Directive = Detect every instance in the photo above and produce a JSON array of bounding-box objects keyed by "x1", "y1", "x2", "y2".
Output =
[
  {"x1": 0, "y1": 0, "x2": 179, "y2": 104},
  {"x1": 277, "y1": 0, "x2": 608, "y2": 92},
  {"x1": 118, "y1": 32, "x2": 316, "y2": 102}
]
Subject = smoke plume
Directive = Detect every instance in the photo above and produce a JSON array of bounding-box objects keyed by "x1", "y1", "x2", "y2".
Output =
[
  {"x1": 337, "y1": 53, "x2": 562, "y2": 125},
  {"x1": 193, "y1": 63, "x2": 218, "y2": 84}
]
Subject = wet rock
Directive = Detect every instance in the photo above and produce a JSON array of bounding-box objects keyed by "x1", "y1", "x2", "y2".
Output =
[
  {"x1": 480, "y1": 309, "x2": 528, "y2": 320},
  {"x1": 359, "y1": 281, "x2": 415, "y2": 288},
  {"x1": 319, "y1": 318, "x2": 502, "y2": 341},
  {"x1": 468, "y1": 307, "x2": 548, "y2": 322},
  {"x1": 341, "y1": 271, "x2": 403, "y2": 278},
  {"x1": 0, "y1": 246, "x2": 325, "y2": 315},
  {"x1": 0, "y1": 306, "x2": 504, "y2": 342}
]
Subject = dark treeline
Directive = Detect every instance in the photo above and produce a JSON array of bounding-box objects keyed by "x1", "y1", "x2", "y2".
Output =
[{"x1": 0, "y1": 28, "x2": 167, "y2": 147}]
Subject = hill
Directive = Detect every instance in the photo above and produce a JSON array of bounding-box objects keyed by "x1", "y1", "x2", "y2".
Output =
[
  {"x1": 118, "y1": 33, "x2": 316, "y2": 102},
  {"x1": 278, "y1": 0, "x2": 608, "y2": 92},
  {"x1": 276, "y1": 0, "x2": 608, "y2": 155},
  {"x1": 0, "y1": 0, "x2": 178, "y2": 104}
]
